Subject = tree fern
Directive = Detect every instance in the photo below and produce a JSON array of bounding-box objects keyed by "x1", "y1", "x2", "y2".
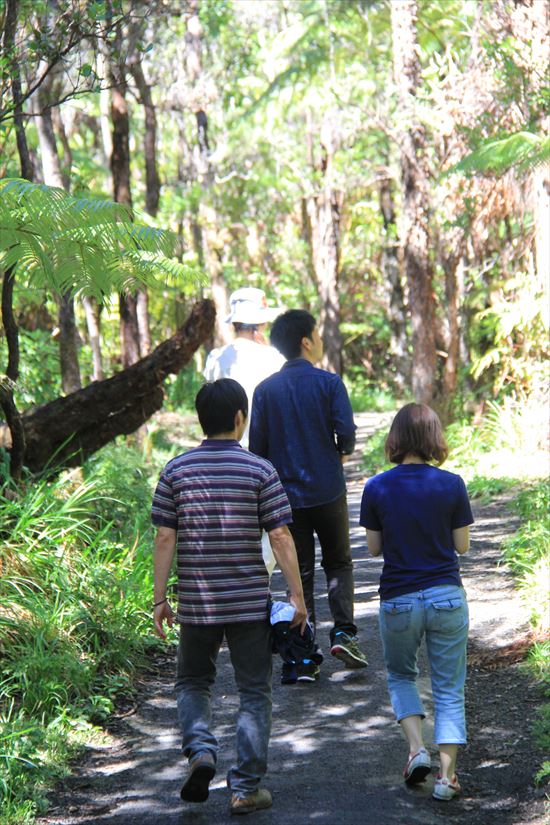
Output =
[
  {"x1": 0, "y1": 179, "x2": 202, "y2": 298},
  {"x1": 452, "y1": 131, "x2": 550, "y2": 177}
]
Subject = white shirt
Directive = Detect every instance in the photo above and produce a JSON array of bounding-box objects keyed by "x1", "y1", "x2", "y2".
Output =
[{"x1": 204, "y1": 338, "x2": 285, "y2": 448}]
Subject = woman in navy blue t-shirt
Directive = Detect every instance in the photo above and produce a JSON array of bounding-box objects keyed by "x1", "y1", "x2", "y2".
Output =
[{"x1": 360, "y1": 403, "x2": 474, "y2": 802}]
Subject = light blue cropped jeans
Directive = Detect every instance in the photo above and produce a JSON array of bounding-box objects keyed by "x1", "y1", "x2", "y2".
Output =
[{"x1": 379, "y1": 584, "x2": 469, "y2": 745}]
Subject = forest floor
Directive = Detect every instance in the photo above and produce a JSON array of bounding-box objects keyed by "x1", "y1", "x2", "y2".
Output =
[{"x1": 38, "y1": 412, "x2": 549, "y2": 825}]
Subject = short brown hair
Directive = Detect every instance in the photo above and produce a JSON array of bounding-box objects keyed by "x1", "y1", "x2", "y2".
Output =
[{"x1": 385, "y1": 403, "x2": 449, "y2": 465}]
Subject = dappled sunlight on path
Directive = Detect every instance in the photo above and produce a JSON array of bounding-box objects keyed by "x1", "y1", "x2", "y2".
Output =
[{"x1": 38, "y1": 412, "x2": 547, "y2": 825}]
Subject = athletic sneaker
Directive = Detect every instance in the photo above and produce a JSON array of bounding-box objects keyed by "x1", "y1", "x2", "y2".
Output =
[
  {"x1": 296, "y1": 659, "x2": 320, "y2": 682},
  {"x1": 330, "y1": 632, "x2": 368, "y2": 668},
  {"x1": 433, "y1": 774, "x2": 461, "y2": 801},
  {"x1": 403, "y1": 748, "x2": 431, "y2": 784},
  {"x1": 180, "y1": 752, "x2": 216, "y2": 803}
]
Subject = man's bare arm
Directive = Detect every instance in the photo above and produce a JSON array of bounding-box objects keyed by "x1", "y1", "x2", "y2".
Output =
[
  {"x1": 153, "y1": 526, "x2": 177, "y2": 639},
  {"x1": 268, "y1": 525, "x2": 307, "y2": 632}
]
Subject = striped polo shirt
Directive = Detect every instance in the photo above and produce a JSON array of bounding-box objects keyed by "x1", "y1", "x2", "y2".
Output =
[{"x1": 151, "y1": 439, "x2": 292, "y2": 624}]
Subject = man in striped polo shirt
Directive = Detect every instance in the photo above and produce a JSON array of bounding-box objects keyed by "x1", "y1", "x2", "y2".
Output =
[{"x1": 152, "y1": 378, "x2": 306, "y2": 816}]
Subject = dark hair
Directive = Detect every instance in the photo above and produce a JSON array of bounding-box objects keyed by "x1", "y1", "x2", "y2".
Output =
[
  {"x1": 233, "y1": 323, "x2": 258, "y2": 333},
  {"x1": 195, "y1": 378, "x2": 248, "y2": 437},
  {"x1": 385, "y1": 403, "x2": 449, "y2": 465},
  {"x1": 270, "y1": 309, "x2": 316, "y2": 359}
]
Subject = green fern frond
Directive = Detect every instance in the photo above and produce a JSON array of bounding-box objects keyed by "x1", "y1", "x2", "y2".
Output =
[
  {"x1": 0, "y1": 178, "x2": 182, "y2": 297},
  {"x1": 452, "y1": 131, "x2": 550, "y2": 177}
]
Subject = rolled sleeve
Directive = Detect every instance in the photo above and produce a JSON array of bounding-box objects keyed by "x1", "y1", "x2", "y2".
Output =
[{"x1": 331, "y1": 377, "x2": 356, "y2": 454}]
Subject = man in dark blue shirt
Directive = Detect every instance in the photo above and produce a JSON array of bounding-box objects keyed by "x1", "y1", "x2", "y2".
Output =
[{"x1": 249, "y1": 310, "x2": 367, "y2": 682}]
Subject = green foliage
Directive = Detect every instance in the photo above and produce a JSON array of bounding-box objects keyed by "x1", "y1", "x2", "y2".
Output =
[
  {"x1": 0, "y1": 179, "x2": 199, "y2": 298},
  {"x1": 465, "y1": 475, "x2": 518, "y2": 503},
  {"x1": 164, "y1": 363, "x2": 205, "y2": 412},
  {"x1": 0, "y1": 329, "x2": 60, "y2": 407},
  {"x1": 345, "y1": 370, "x2": 395, "y2": 414},
  {"x1": 360, "y1": 426, "x2": 392, "y2": 476},
  {"x1": 0, "y1": 442, "x2": 167, "y2": 820},
  {"x1": 452, "y1": 131, "x2": 550, "y2": 176},
  {"x1": 469, "y1": 273, "x2": 549, "y2": 399},
  {"x1": 501, "y1": 479, "x2": 550, "y2": 784},
  {"x1": 83, "y1": 441, "x2": 157, "y2": 546}
]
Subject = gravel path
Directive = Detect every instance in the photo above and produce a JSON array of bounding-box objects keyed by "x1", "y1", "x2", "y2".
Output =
[{"x1": 39, "y1": 412, "x2": 548, "y2": 825}]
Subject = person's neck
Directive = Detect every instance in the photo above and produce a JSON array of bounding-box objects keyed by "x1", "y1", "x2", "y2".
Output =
[
  {"x1": 299, "y1": 350, "x2": 317, "y2": 365},
  {"x1": 235, "y1": 330, "x2": 256, "y2": 341},
  {"x1": 207, "y1": 431, "x2": 239, "y2": 440},
  {"x1": 402, "y1": 454, "x2": 426, "y2": 464}
]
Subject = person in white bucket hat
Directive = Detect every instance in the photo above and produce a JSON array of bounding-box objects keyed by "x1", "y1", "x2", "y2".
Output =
[
  {"x1": 204, "y1": 288, "x2": 285, "y2": 450},
  {"x1": 204, "y1": 289, "x2": 285, "y2": 577}
]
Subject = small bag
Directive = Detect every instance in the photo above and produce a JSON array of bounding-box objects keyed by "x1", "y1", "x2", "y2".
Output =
[{"x1": 269, "y1": 601, "x2": 323, "y2": 665}]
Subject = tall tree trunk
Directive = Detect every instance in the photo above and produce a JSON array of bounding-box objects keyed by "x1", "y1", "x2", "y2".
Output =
[
  {"x1": 185, "y1": 1, "x2": 231, "y2": 348},
  {"x1": 509, "y1": 0, "x2": 550, "y2": 322},
  {"x1": 130, "y1": 59, "x2": 161, "y2": 217},
  {"x1": 109, "y1": 37, "x2": 141, "y2": 367},
  {"x1": 1, "y1": 0, "x2": 32, "y2": 480},
  {"x1": 130, "y1": 57, "x2": 160, "y2": 355},
  {"x1": 306, "y1": 112, "x2": 343, "y2": 374},
  {"x1": 378, "y1": 174, "x2": 409, "y2": 391},
  {"x1": 0, "y1": 269, "x2": 25, "y2": 481},
  {"x1": 4, "y1": 0, "x2": 34, "y2": 182},
  {"x1": 82, "y1": 296, "x2": 103, "y2": 381},
  {"x1": 33, "y1": 71, "x2": 82, "y2": 394},
  {"x1": 391, "y1": 0, "x2": 437, "y2": 404},
  {"x1": 51, "y1": 106, "x2": 72, "y2": 190}
]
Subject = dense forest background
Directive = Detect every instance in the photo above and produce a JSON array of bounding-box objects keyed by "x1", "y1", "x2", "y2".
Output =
[
  {"x1": 1, "y1": 3, "x2": 549, "y2": 822},
  {"x1": 1, "y1": 0, "x2": 548, "y2": 481}
]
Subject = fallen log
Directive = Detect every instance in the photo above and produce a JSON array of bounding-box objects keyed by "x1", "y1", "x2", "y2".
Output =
[{"x1": 18, "y1": 299, "x2": 215, "y2": 475}]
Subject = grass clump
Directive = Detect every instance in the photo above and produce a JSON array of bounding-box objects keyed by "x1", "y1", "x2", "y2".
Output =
[
  {"x1": 503, "y1": 480, "x2": 549, "y2": 786},
  {"x1": 0, "y1": 444, "x2": 167, "y2": 824}
]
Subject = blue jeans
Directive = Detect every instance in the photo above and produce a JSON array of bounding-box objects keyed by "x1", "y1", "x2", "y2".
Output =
[
  {"x1": 379, "y1": 585, "x2": 469, "y2": 745},
  {"x1": 175, "y1": 620, "x2": 272, "y2": 797}
]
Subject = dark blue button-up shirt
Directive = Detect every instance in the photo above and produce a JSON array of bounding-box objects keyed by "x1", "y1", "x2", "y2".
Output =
[{"x1": 249, "y1": 359, "x2": 356, "y2": 509}]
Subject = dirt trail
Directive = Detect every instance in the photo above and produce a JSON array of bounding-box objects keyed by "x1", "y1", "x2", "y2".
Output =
[{"x1": 39, "y1": 412, "x2": 548, "y2": 825}]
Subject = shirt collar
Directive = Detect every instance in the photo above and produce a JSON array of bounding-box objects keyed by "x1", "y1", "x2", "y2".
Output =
[
  {"x1": 282, "y1": 358, "x2": 315, "y2": 370},
  {"x1": 201, "y1": 439, "x2": 241, "y2": 447}
]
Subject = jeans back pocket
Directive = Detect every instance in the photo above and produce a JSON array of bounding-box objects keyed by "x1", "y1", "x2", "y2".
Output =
[
  {"x1": 430, "y1": 597, "x2": 468, "y2": 634},
  {"x1": 380, "y1": 602, "x2": 413, "y2": 633}
]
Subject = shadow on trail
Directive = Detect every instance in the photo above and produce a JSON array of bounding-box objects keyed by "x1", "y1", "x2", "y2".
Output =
[{"x1": 40, "y1": 414, "x2": 546, "y2": 825}]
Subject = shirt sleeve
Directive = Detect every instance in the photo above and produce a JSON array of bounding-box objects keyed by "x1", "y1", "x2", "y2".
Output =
[
  {"x1": 258, "y1": 467, "x2": 293, "y2": 532},
  {"x1": 359, "y1": 479, "x2": 382, "y2": 530},
  {"x1": 151, "y1": 468, "x2": 178, "y2": 529},
  {"x1": 203, "y1": 349, "x2": 220, "y2": 381},
  {"x1": 451, "y1": 475, "x2": 474, "y2": 528},
  {"x1": 331, "y1": 376, "x2": 356, "y2": 455},
  {"x1": 249, "y1": 386, "x2": 268, "y2": 457}
]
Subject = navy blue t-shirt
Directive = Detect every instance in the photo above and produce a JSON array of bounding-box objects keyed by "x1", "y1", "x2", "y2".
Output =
[{"x1": 359, "y1": 463, "x2": 474, "y2": 600}]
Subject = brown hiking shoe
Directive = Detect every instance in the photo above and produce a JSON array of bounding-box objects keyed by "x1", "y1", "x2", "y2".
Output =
[
  {"x1": 230, "y1": 788, "x2": 273, "y2": 815},
  {"x1": 180, "y1": 752, "x2": 216, "y2": 803}
]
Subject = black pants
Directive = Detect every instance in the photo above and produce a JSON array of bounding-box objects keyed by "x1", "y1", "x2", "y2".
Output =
[{"x1": 289, "y1": 493, "x2": 356, "y2": 643}]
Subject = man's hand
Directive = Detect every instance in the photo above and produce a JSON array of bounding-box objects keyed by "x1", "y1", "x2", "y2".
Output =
[
  {"x1": 289, "y1": 593, "x2": 308, "y2": 634},
  {"x1": 154, "y1": 600, "x2": 174, "y2": 639},
  {"x1": 268, "y1": 525, "x2": 308, "y2": 634}
]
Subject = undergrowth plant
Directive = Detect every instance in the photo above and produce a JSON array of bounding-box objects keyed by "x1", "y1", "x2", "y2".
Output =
[{"x1": 0, "y1": 444, "x2": 166, "y2": 825}]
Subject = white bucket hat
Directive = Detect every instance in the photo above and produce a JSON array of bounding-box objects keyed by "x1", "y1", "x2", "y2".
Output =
[{"x1": 225, "y1": 287, "x2": 283, "y2": 324}]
